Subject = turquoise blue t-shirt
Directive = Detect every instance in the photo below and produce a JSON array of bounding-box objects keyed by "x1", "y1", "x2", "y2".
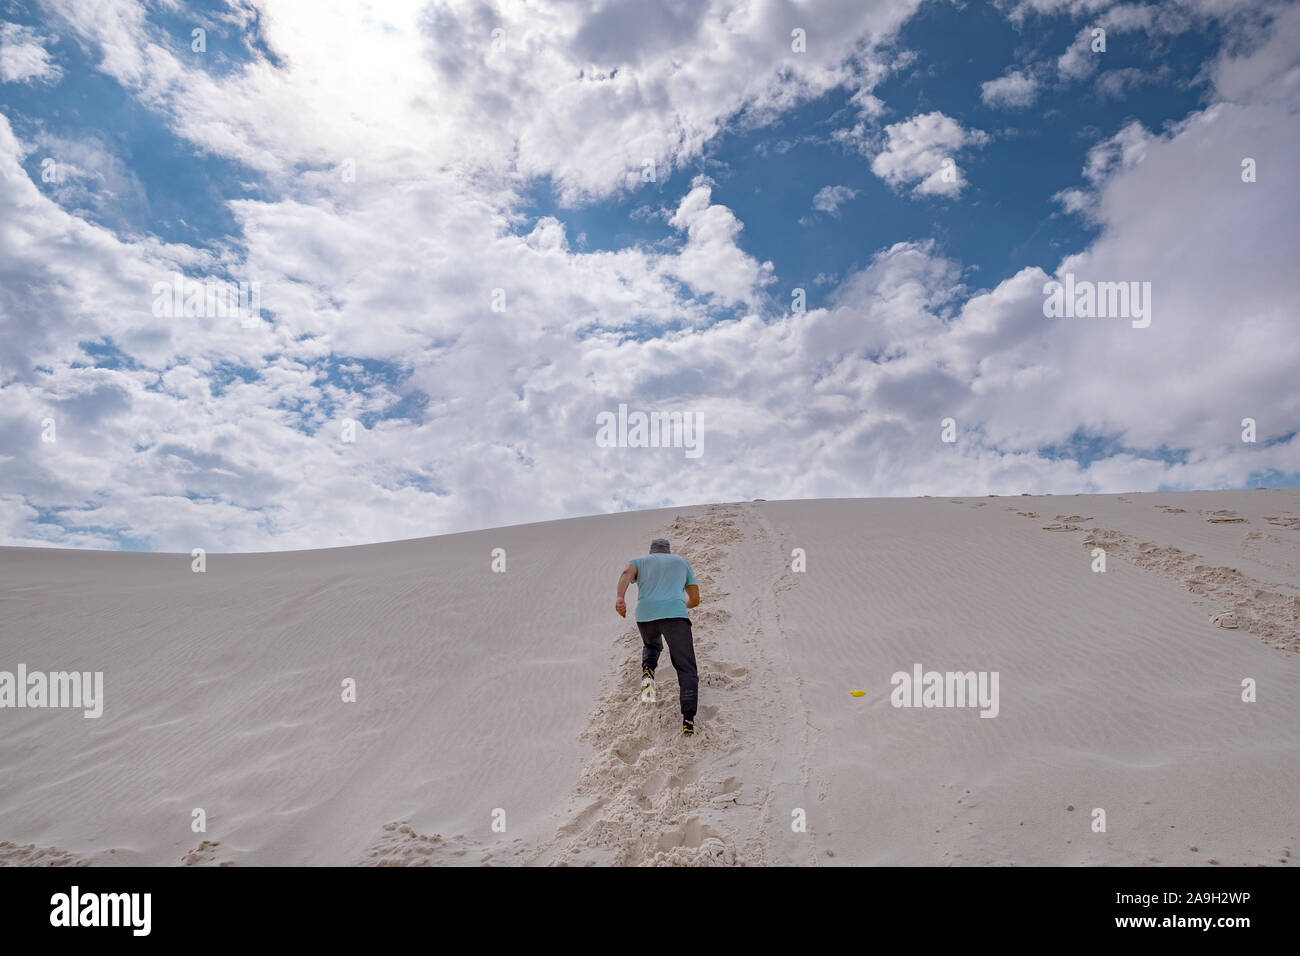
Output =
[{"x1": 629, "y1": 553, "x2": 696, "y2": 622}]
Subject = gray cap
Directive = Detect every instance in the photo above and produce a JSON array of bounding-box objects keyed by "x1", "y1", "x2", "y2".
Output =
[{"x1": 649, "y1": 538, "x2": 671, "y2": 554}]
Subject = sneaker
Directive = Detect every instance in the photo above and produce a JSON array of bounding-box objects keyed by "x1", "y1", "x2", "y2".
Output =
[
  {"x1": 682, "y1": 719, "x2": 695, "y2": 736},
  {"x1": 642, "y1": 666, "x2": 654, "y2": 680},
  {"x1": 640, "y1": 675, "x2": 656, "y2": 703}
]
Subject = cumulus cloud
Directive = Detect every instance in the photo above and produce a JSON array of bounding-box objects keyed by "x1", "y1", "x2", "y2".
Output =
[
  {"x1": 1082, "y1": 120, "x2": 1151, "y2": 184},
  {"x1": 1057, "y1": 27, "x2": 1102, "y2": 81},
  {"x1": 980, "y1": 69, "x2": 1039, "y2": 108},
  {"x1": 811, "y1": 184, "x2": 859, "y2": 215},
  {"x1": 1094, "y1": 65, "x2": 1166, "y2": 99},
  {"x1": 867, "y1": 111, "x2": 990, "y2": 198},
  {"x1": 0, "y1": 22, "x2": 61, "y2": 84},
  {"x1": 664, "y1": 177, "x2": 776, "y2": 308},
  {"x1": 1051, "y1": 186, "x2": 1091, "y2": 216}
]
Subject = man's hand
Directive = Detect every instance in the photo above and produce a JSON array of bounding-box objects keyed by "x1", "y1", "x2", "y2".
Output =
[{"x1": 615, "y1": 597, "x2": 627, "y2": 618}]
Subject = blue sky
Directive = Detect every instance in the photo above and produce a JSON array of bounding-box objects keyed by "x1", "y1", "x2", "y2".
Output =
[{"x1": 0, "y1": 0, "x2": 1297, "y2": 551}]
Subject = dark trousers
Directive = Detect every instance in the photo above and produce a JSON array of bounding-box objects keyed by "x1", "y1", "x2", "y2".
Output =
[{"x1": 637, "y1": 617, "x2": 698, "y2": 721}]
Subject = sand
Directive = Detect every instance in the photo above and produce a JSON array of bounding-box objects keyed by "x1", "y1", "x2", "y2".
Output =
[{"x1": 1, "y1": 488, "x2": 1297, "y2": 866}]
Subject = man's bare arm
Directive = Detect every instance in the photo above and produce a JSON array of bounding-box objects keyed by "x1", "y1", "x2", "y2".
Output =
[
  {"x1": 685, "y1": 584, "x2": 700, "y2": 609},
  {"x1": 615, "y1": 563, "x2": 637, "y2": 617}
]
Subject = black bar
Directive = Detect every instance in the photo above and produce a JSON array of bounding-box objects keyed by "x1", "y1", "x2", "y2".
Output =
[{"x1": 0, "y1": 865, "x2": 1286, "y2": 942}]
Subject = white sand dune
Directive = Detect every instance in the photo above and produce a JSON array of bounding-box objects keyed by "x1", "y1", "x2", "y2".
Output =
[{"x1": 1, "y1": 489, "x2": 1298, "y2": 866}]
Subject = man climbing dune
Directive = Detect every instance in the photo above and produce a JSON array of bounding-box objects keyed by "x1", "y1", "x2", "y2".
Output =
[{"x1": 614, "y1": 538, "x2": 701, "y2": 735}]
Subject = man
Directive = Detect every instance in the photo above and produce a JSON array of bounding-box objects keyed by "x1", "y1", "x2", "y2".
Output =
[{"x1": 614, "y1": 538, "x2": 701, "y2": 735}]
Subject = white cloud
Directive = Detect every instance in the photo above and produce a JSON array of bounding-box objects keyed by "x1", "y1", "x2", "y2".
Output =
[
  {"x1": 1052, "y1": 186, "x2": 1091, "y2": 216},
  {"x1": 0, "y1": 22, "x2": 61, "y2": 84},
  {"x1": 1082, "y1": 120, "x2": 1151, "y2": 184},
  {"x1": 665, "y1": 177, "x2": 775, "y2": 307},
  {"x1": 811, "y1": 184, "x2": 859, "y2": 215},
  {"x1": 1057, "y1": 27, "x2": 1101, "y2": 81},
  {"x1": 981, "y1": 69, "x2": 1039, "y2": 108},
  {"x1": 846, "y1": 84, "x2": 888, "y2": 120},
  {"x1": 1094, "y1": 65, "x2": 1166, "y2": 99},
  {"x1": 868, "y1": 111, "x2": 990, "y2": 198},
  {"x1": 25, "y1": 131, "x2": 149, "y2": 228},
  {"x1": 1210, "y1": 1, "x2": 1300, "y2": 105}
]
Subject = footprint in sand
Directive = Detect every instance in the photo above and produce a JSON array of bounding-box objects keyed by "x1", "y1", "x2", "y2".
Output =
[
  {"x1": 711, "y1": 776, "x2": 744, "y2": 804},
  {"x1": 701, "y1": 659, "x2": 750, "y2": 688},
  {"x1": 613, "y1": 737, "x2": 652, "y2": 765},
  {"x1": 1264, "y1": 516, "x2": 1300, "y2": 530},
  {"x1": 0, "y1": 841, "x2": 89, "y2": 866},
  {"x1": 1041, "y1": 515, "x2": 1093, "y2": 531},
  {"x1": 651, "y1": 817, "x2": 734, "y2": 866},
  {"x1": 180, "y1": 839, "x2": 233, "y2": 867},
  {"x1": 692, "y1": 606, "x2": 732, "y2": 627},
  {"x1": 1206, "y1": 510, "x2": 1247, "y2": 523},
  {"x1": 360, "y1": 822, "x2": 506, "y2": 866}
]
